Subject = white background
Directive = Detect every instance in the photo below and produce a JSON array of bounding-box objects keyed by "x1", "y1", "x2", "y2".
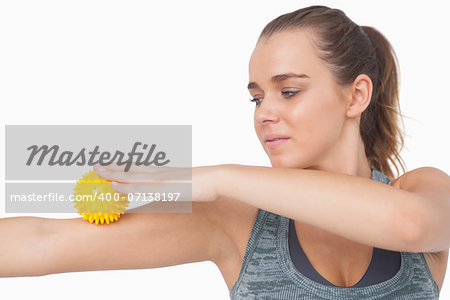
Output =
[{"x1": 0, "y1": 0, "x2": 449, "y2": 299}]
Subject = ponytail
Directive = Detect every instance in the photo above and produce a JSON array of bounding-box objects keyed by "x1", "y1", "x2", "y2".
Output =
[{"x1": 360, "y1": 26, "x2": 407, "y2": 180}]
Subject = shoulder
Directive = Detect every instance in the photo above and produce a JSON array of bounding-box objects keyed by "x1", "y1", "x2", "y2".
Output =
[
  {"x1": 392, "y1": 166, "x2": 449, "y2": 189},
  {"x1": 411, "y1": 167, "x2": 449, "y2": 180}
]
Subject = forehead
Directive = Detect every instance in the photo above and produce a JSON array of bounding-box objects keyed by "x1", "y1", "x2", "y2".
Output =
[{"x1": 249, "y1": 29, "x2": 327, "y2": 79}]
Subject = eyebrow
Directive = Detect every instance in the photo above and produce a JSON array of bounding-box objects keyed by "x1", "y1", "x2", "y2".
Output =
[{"x1": 247, "y1": 73, "x2": 310, "y2": 90}]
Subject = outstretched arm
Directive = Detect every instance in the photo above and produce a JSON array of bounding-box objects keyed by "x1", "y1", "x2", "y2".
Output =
[
  {"x1": 0, "y1": 201, "x2": 227, "y2": 278},
  {"x1": 216, "y1": 164, "x2": 450, "y2": 253}
]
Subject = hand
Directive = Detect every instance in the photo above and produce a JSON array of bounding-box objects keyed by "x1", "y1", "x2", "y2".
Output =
[{"x1": 93, "y1": 163, "x2": 222, "y2": 203}]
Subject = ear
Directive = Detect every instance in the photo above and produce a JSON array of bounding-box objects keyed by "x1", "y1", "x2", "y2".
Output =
[{"x1": 346, "y1": 74, "x2": 373, "y2": 118}]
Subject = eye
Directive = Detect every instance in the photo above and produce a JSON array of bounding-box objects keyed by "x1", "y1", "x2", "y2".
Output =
[
  {"x1": 249, "y1": 90, "x2": 300, "y2": 106},
  {"x1": 249, "y1": 97, "x2": 262, "y2": 105},
  {"x1": 282, "y1": 90, "x2": 300, "y2": 97}
]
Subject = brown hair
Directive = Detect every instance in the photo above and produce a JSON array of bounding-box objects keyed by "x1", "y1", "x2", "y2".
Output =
[{"x1": 259, "y1": 5, "x2": 407, "y2": 180}]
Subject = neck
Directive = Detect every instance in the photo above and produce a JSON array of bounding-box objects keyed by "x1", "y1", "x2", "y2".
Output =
[{"x1": 305, "y1": 120, "x2": 372, "y2": 179}]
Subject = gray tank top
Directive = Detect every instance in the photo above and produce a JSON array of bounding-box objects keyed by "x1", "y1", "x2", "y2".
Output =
[{"x1": 229, "y1": 167, "x2": 440, "y2": 299}]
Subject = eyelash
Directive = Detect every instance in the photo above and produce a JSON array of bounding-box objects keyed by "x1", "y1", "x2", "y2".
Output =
[{"x1": 249, "y1": 91, "x2": 300, "y2": 105}]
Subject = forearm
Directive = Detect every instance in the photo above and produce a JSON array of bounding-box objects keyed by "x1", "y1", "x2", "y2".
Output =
[
  {"x1": 217, "y1": 164, "x2": 425, "y2": 252},
  {"x1": 0, "y1": 217, "x2": 48, "y2": 277}
]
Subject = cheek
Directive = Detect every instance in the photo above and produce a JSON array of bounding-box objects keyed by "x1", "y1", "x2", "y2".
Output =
[
  {"x1": 290, "y1": 92, "x2": 344, "y2": 150},
  {"x1": 254, "y1": 119, "x2": 263, "y2": 143}
]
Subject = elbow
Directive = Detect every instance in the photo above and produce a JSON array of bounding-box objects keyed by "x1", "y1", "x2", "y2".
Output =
[
  {"x1": 397, "y1": 201, "x2": 435, "y2": 253},
  {"x1": 399, "y1": 215, "x2": 427, "y2": 253}
]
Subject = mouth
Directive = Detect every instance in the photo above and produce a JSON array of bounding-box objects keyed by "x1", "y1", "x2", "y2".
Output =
[
  {"x1": 265, "y1": 137, "x2": 290, "y2": 142},
  {"x1": 263, "y1": 134, "x2": 291, "y2": 143},
  {"x1": 265, "y1": 137, "x2": 290, "y2": 148}
]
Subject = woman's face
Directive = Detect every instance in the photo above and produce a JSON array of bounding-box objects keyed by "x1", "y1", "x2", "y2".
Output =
[{"x1": 249, "y1": 29, "x2": 351, "y2": 169}]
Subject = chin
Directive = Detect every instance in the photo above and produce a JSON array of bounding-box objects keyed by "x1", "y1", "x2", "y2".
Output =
[
  {"x1": 269, "y1": 157, "x2": 293, "y2": 168},
  {"x1": 269, "y1": 155, "x2": 309, "y2": 169}
]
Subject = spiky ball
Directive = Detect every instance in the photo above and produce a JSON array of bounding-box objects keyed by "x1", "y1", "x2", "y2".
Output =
[{"x1": 73, "y1": 169, "x2": 129, "y2": 224}]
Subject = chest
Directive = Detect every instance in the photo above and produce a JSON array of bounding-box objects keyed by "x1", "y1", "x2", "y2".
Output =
[{"x1": 292, "y1": 220, "x2": 378, "y2": 287}]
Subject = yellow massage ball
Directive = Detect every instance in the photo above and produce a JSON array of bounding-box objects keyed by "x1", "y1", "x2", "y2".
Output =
[{"x1": 72, "y1": 169, "x2": 129, "y2": 225}]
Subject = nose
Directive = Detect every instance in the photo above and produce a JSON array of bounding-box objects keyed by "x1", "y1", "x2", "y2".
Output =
[{"x1": 254, "y1": 95, "x2": 281, "y2": 125}]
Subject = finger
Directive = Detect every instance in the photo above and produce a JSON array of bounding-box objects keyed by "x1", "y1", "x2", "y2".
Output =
[
  {"x1": 109, "y1": 182, "x2": 135, "y2": 194},
  {"x1": 109, "y1": 181, "x2": 172, "y2": 193},
  {"x1": 94, "y1": 164, "x2": 191, "y2": 182},
  {"x1": 109, "y1": 182, "x2": 192, "y2": 203},
  {"x1": 94, "y1": 162, "x2": 171, "y2": 173},
  {"x1": 94, "y1": 167, "x2": 165, "y2": 183}
]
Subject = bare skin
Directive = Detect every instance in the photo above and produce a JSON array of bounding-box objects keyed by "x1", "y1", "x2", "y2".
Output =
[{"x1": 1, "y1": 28, "x2": 448, "y2": 297}]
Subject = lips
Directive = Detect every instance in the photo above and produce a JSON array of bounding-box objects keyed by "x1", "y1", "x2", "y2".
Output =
[
  {"x1": 265, "y1": 136, "x2": 290, "y2": 149},
  {"x1": 264, "y1": 134, "x2": 290, "y2": 142},
  {"x1": 267, "y1": 137, "x2": 289, "y2": 142}
]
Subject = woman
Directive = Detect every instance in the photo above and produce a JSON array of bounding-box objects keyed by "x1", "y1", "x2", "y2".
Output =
[{"x1": 1, "y1": 5, "x2": 448, "y2": 299}]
